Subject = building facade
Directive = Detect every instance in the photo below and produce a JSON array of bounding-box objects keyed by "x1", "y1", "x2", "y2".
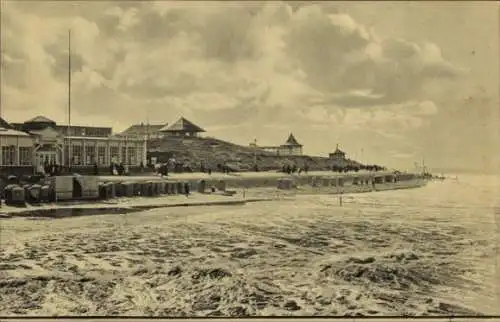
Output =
[
  {"x1": 0, "y1": 127, "x2": 35, "y2": 167},
  {"x1": 2, "y1": 116, "x2": 146, "y2": 170},
  {"x1": 252, "y1": 133, "x2": 303, "y2": 156}
]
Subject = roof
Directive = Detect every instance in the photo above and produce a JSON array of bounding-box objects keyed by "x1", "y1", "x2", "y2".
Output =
[
  {"x1": 55, "y1": 124, "x2": 112, "y2": 130},
  {"x1": 28, "y1": 127, "x2": 62, "y2": 139},
  {"x1": 64, "y1": 135, "x2": 144, "y2": 142},
  {"x1": 282, "y1": 133, "x2": 302, "y2": 146},
  {"x1": 122, "y1": 123, "x2": 166, "y2": 135},
  {"x1": 160, "y1": 117, "x2": 205, "y2": 133},
  {"x1": 25, "y1": 115, "x2": 56, "y2": 124},
  {"x1": 0, "y1": 127, "x2": 31, "y2": 137},
  {"x1": 0, "y1": 117, "x2": 13, "y2": 129}
]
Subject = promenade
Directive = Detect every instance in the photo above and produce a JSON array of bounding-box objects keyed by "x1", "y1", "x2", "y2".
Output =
[{"x1": 0, "y1": 171, "x2": 423, "y2": 217}]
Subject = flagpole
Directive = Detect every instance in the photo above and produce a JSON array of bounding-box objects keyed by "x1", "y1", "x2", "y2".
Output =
[{"x1": 67, "y1": 29, "x2": 72, "y2": 169}]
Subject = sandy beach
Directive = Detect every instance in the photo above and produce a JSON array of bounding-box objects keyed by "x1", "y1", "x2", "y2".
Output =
[
  {"x1": 0, "y1": 175, "x2": 497, "y2": 317},
  {"x1": 0, "y1": 170, "x2": 424, "y2": 217}
]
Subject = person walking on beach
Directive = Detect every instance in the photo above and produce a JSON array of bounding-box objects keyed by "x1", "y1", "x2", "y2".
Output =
[{"x1": 184, "y1": 182, "x2": 190, "y2": 197}]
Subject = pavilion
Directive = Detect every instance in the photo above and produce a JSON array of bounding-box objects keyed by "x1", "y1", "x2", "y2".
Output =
[
  {"x1": 279, "y1": 133, "x2": 303, "y2": 156},
  {"x1": 329, "y1": 144, "x2": 347, "y2": 162},
  {"x1": 159, "y1": 117, "x2": 205, "y2": 137},
  {"x1": 255, "y1": 133, "x2": 304, "y2": 156}
]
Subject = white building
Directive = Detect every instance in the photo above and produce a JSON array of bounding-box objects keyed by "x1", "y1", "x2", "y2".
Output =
[
  {"x1": 1, "y1": 116, "x2": 147, "y2": 170},
  {"x1": 0, "y1": 127, "x2": 35, "y2": 167}
]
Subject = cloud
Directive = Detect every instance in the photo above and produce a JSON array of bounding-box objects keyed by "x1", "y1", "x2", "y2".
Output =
[
  {"x1": 104, "y1": 6, "x2": 140, "y2": 32},
  {"x1": 2, "y1": 0, "x2": 476, "y2": 167},
  {"x1": 416, "y1": 100, "x2": 438, "y2": 116},
  {"x1": 300, "y1": 100, "x2": 437, "y2": 135},
  {"x1": 1, "y1": 2, "x2": 463, "y2": 121}
]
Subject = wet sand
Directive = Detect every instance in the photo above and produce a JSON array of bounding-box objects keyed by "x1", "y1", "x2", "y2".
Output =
[{"x1": 1, "y1": 175, "x2": 497, "y2": 317}]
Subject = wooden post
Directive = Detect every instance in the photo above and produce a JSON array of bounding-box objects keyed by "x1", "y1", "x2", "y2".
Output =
[{"x1": 337, "y1": 180, "x2": 343, "y2": 206}]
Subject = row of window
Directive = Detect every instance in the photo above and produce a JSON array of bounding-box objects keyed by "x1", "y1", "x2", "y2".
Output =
[
  {"x1": 56, "y1": 127, "x2": 112, "y2": 137},
  {"x1": 1, "y1": 144, "x2": 143, "y2": 166},
  {"x1": 1, "y1": 146, "x2": 33, "y2": 166},
  {"x1": 63, "y1": 145, "x2": 139, "y2": 166}
]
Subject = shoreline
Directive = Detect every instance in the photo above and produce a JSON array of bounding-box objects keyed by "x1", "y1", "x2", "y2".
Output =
[
  {"x1": 0, "y1": 176, "x2": 491, "y2": 317},
  {"x1": 0, "y1": 177, "x2": 426, "y2": 218}
]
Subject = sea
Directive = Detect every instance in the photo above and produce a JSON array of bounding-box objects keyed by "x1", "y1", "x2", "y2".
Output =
[{"x1": 0, "y1": 174, "x2": 498, "y2": 316}]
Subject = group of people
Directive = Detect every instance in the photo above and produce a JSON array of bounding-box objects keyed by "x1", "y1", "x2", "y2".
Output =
[
  {"x1": 331, "y1": 164, "x2": 386, "y2": 173},
  {"x1": 281, "y1": 164, "x2": 309, "y2": 175},
  {"x1": 109, "y1": 162, "x2": 128, "y2": 176},
  {"x1": 37, "y1": 161, "x2": 62, "y2": 176},
  {"x1": 151, "y1": 158, "x2": 195, "y2": 176}
]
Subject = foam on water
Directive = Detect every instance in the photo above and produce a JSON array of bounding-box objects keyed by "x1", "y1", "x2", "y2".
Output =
[{"x1": 0, "y1": 174, "x2": 498, "y2": 316}]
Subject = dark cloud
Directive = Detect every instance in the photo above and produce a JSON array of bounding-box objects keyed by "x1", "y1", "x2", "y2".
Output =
[
  {"x1": 92, "y1": 12, "x2": 122, "y2": 37},
  {"x1": 1, "y1": 1, "x2": 465, "y2": 120},
  {"x1": 117, "y1": 72, "x2": 200, "y2": 100},
  {"x1": 46, "y1": 43, "x2": 85, "y2": 80},
  {"x1": 116, "y1": 7, "x2": 185, "y2": 43},
  {"x1": 196, "y1": 6, "x2": 263, "y2": 63},
  {"x1": 284, "y1": 7, "x2": 371, "y2": 92},
  {"x1": 278, "y1": 6, "x2": 464, "y2": 107}
]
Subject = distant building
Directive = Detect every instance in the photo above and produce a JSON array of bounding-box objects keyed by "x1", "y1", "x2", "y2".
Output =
[
  {"x1": 329, "y1": 144, "x2": 346, "y2": 162},
  {"x1": 121, "y1": 123, "x2": 167, "y2": 140},
  {"x1": 279, "y1": 133, "x2": 303, "y2": 156},
  {"x1": 251, "y1": 133, "x2": 303, "y2": 156},
  {"x1": 0, "y1": 117, "x2": 35, "y2": 167},
  {"x1": 2, "y1": 115, "x2": 146, "y2": 169},
  {"x1": 159, "y1": 117, "x2": 205, "y2": 137}
]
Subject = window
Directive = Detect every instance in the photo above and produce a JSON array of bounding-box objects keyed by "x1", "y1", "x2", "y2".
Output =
[
  {"x1": 64, "y1": 145, "x2": 69, "y2": 165},
  {"x1": 1, "y1": 146, "x2": 16, "y2": 166},
  {"x1": 85, "y1": 145, "x2": 95, "y2": 165},
  {"x1": 110, "y1": 146, "x2": 119, "y2": 163},
  {"x1": 19, "y1": 147, "x2": 32, "y2": 165},
  {"x1": 71, "y1": 145, "x2": 83, "y2": 165},
  {"x1": 47, "y1": 153, "x2": 56, "y2": 165},
  {"x1": 98, "y1": 146, "x2": 106, "y2": 165},
  {"x1": 120, "y1": 146, "x2": 126, "y2": 164},
  {"x1": 127, "y1": 147, "x2": 136, "y2": 165}
]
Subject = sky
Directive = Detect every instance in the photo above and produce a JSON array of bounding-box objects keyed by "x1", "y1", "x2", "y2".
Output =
[{"x1": 1, "y1": 1, "x2": 499, "y2": 172}]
